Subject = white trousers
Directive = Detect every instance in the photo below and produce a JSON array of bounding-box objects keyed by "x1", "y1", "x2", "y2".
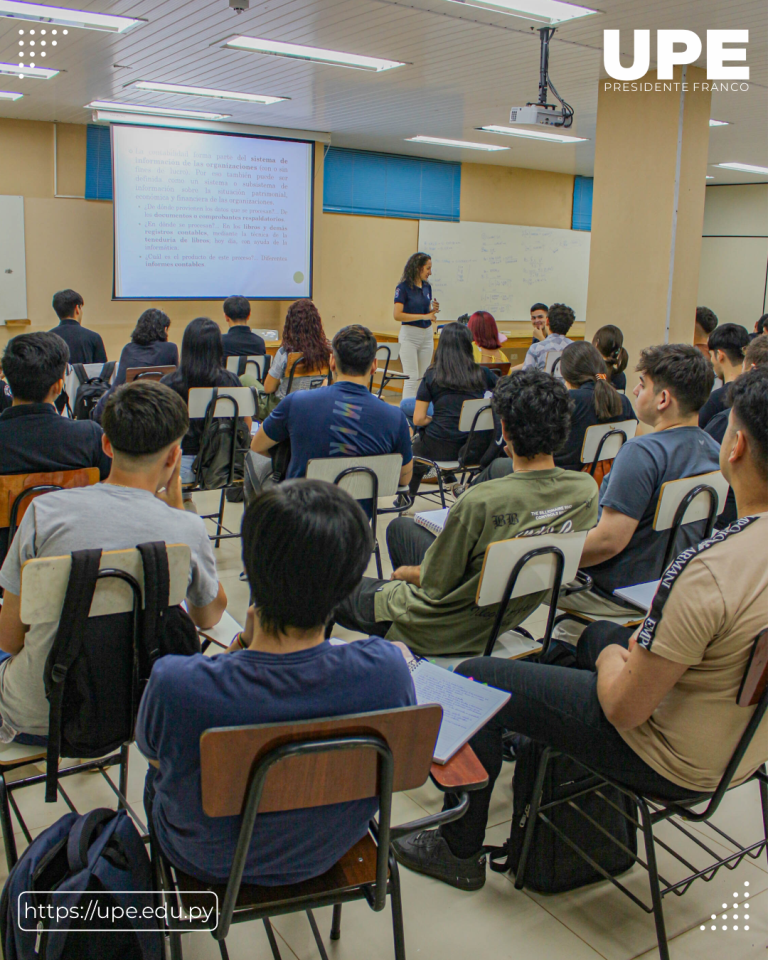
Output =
[{"x1": 399, "y1": 324, "x2": 435, "y2": 400}]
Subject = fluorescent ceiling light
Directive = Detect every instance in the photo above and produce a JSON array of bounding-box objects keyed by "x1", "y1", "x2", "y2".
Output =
[
  {"x1": 0, "y1": 60, "x2": 56, "y2": 78},
  {"x1": 716, "y1": 162, "x2": 768, "y2": 176},
  {"x1": 132, "y1": 81, "x2": 287, "y2": 105},
  {"x1": 709, "y1": 119, "x2": 729, "y2": 126},
  {"x1": 0, "y1": 90, "x2": 22, "y2": 99},
  {"x1": 0, "y1": 1, "x2": 141, "y2": 32},
  {"x1": 224, "y1": 36, "x2": 405, "y2": 72},
  {"x1": 86, "y1": 100, "x2": 229, "y2": 121},
  {"x1": 479, "y1": 124, "x2": 587, "y2": 143},
  {"x1": 407, "y1": 135, "x2": 508, "y2": 151},
  {"x1": 441, "y1": 0, "x2": 597, "y2": 25}
]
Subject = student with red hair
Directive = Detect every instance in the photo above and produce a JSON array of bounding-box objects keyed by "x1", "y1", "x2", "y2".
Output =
[{"x1": 467, "y1": 311, "x2": 507, "y2": 365}]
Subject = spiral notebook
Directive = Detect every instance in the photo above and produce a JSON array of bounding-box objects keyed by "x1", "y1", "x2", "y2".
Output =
[{"x1": 414, "y1": 508, "x2": 450, "y2": 537}]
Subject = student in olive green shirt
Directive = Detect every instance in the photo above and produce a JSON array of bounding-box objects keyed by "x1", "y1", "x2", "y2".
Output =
[{"x1": 335, "y1": 370, "x2": 599, "y2": 656}]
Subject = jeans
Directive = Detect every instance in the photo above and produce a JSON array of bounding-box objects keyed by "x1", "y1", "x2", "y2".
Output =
[
  {"x1": 399, "y1": 325, "x2": 434, "y2": 400},
  {"x1": 440, "y1": 621, "x2": 699, "y2": 859},
  {"x1": 334, "y1": 518, "x2": 435, "y2": 636},
  {"x1": 399, "y1": 398, "x2": 434, "y2": 430},
  {"x1": 0, "y1": 652, "x2": 47, "y2": 745},
  {"x1": 180, "y1": 454, "x2": 196, "y2": 485}
]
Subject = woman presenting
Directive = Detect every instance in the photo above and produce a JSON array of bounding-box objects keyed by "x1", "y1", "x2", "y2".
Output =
[{"x1": 394, "y1": 252, "x2": 439, "y2": 400}]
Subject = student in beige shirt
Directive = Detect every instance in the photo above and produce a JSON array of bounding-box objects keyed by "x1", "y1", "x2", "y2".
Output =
[{"x1": 391, "y1": 367, "x2": 768, "y2": 893}]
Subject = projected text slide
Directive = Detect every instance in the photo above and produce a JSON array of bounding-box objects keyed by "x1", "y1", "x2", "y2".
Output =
[{"x1": 112, "y1": 125, "x2": 313, "y2": 299}]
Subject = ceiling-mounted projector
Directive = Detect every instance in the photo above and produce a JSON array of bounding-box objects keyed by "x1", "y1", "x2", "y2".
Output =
[
  {"x1": 508, "y1": 27, "x2": 574, "y2": 128},
  {"x1": 229, "y1": 0, "x2": 249, "y2": 11}
]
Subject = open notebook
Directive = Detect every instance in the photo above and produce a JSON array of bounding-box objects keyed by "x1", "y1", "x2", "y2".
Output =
[{"x1": 414, "y1": 508, "x2": 450, "y2": 536}]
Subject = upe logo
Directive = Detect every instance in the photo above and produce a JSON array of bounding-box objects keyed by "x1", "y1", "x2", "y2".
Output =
[{"x1": 604, "y1": 30, "x2": 749, "y2": 81}]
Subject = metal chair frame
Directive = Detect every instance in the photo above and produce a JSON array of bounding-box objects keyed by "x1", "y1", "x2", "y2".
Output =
[
  {"x1": 284, "y1": 355, "x2": 332, "y2": 396},
  {"x1": 0, "y1": 567, "x2": 146, "y2": 870},
  {"x1": 586, "y1": 427, "x2": 630, "y2": 478},
  {"x1": 153, "y1": 732, "x2": 479, "y2": 960},
  {"x1": 415, "y1": 403, "x2": 493, "y2": 509},
  {"x1": 7, "y1": 484, "x2": 63, "y2": 544},
  {"x1": 512, "y1": 638, "x2": 768, "y2": 960},
  {"x1": 369, "y1": 345, "x2": 410, "y2": 398}
]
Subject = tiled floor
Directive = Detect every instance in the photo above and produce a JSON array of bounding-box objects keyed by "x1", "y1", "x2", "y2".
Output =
[{"x1": 1, "y1": 488, "x2": 765, "y2": 960}]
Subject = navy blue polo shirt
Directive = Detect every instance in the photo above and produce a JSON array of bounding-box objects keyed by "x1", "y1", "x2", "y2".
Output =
[{"x1": 394, "y1": 281, "x2": 433, "y2": 329}]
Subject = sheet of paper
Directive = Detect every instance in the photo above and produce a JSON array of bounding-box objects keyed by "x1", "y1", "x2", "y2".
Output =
[{"x1": 613, "y1": 580, "x2": 659, "y2": 612}]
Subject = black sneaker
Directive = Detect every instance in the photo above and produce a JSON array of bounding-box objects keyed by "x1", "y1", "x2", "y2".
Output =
[{"x1": 392, "y1": 829, "x2": 486, "y2": 890}]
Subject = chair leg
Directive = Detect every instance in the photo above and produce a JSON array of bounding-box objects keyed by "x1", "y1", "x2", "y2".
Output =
[
  {"x1": 637, "y1": 797, "x2": 670, "y2": 960},
  {"x1": 168, "y1": 931, "x2": 184, "y2": 960},
  {"x1": 374, "y1": 541, "x2": 384, "y2": 579},
  {"x1": 436, "y1": 472, "x2": 446, "y2": 509},
  {"x1": 263, "y1": 919, "x2": 283, "y2": 960},
  {"x1": 118, "y1": 742, "x2": 130, "y2": 810},
  {"x1": 214, "y1": 489, "x2": 226, "y2": 549},
  {"x1": 0, "y1": 772, "x2": 18, "y2": 871},
  {"x1": 514, "y1": 748, "x2": 551, "y2": 890},
  {"x1": 330, "y1": 904, "x2": 342, "y2": 941},
  {"x1": 306, "y1": 910, "x2": 330, "y2": 960},
  {"x1": 217, "y1": 939, "x2": 230, "y2": 960},
  {"x1": 758, "y1": 767, "x2": 768, "y2": 868},
  {"x1": 388, "y1": 852, "x2": 407, "y2": 960}
]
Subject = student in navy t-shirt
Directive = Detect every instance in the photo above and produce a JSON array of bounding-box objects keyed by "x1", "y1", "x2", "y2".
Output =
[
  {"x1": 137, "y1": 480, "x2": 416, "y2": 887},
  {"x1": 245, "y1": 324, "x2": 413, "y2": 507}
]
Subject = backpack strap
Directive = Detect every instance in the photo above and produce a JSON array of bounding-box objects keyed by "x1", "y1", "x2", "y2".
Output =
[
  {"x1": 137, "y1": 542, "x2": 170, "y2": 671},
  {"x1": 237, "y1": 355, "x2": 247, "y2": 377},
  {"x1": 72, "y1": 363, "x2": 88, "y2": 385},
  {"x1": 43, "y1": 549, "x2": 103, "y2": 802},
  {"x1": 67, "y1": 808, "x2": 116, "y2": 872},
  {"x1": 100, "y1": 361, "x2": 116, "y2": 383}
]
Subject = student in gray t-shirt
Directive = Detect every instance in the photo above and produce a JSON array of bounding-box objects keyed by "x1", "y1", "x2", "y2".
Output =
[
  {"x1": 557, "y1": 344, "x2": 719, "y2": 642},
  {"x1": 0, "y1": 381, "x2": 226, "y2": 741}
]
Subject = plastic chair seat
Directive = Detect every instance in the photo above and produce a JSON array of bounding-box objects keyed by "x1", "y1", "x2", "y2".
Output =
[
  {"x1": 173, "y1": 833, "x2": 378, "y2": 916},
  {"x1": 0, "y1": 742, "x2": 46, "y2": 766}
]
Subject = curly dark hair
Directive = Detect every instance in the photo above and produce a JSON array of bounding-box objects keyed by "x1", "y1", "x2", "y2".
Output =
[
  {"x1": 547, "y1": 303, "x2": 576, "y2": 336},
  {"x1": 492, "y1": 369, "x2": 572, "y2": 459},
  {"x1": 696, "y1": 306, "x2": 718, "y2": 335},
  {"x1": 131, "y1": 308, "x2": 171, "y2": 346},
  {"x1": 400, "y1": 252, "x2": 431, "y2": 287},
  {"x1": 282, "y1": 299, "x2": 330, "y2": 372}
]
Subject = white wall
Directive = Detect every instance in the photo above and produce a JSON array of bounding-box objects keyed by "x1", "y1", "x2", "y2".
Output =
[{"x1": 698, "y1": 184, "x2": 768, "y2": 328}]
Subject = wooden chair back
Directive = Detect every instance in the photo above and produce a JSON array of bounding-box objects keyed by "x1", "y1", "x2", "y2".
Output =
[
  {"x1": 738, "y1": 628, "x2": 768, "y2": 708},
  {"x1": 457, "y1": 398, "x2": 494, "y2": 433},
  {"x1": 125, "y1": 365, "x2": 176, "y2": 383},
  {"x1": 580, "y1": 419, "x2": 638, "y2": 465},
  {"x1": 476, "y1": 531, "x2": 588, "y2": 607},
  {"x1": 480, "y1": 361, "x2": 511, "y2": 377},
  {"x1": 545, "y1": 350, "x2": 565, "y2": 376},
  {"x1": 0, "y1": 468, "x2": 100, "y2": 529},
  {"x1": 226, "y1": 355, "x2": 269, "y2": 381},
  {"x1": 199, "y1": 705, "x2": 443, "y2": 817},
  {"x1": 187, "y1": 386, "x2": 258, "y2": 419},
  {"x1": 19, "y1": 544, "x2": 191, "y2": 624},
  {"x1": 653, "y1": 471, "x2": 730, "y2": 531},
  {"x1": 306, "y1": 454, "x2": 403, "y2": 500}
]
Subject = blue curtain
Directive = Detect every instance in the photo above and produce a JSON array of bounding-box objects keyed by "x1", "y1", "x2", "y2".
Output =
[
  {"x1": 85, "y1": 124, "x2": 113, "y2": 201},
  {"x1": 572, "y1": 175, "x2": 593, "y2": 231},
  {"x1": 324, "y1": 147, "x2": 461, "y2": 221}
]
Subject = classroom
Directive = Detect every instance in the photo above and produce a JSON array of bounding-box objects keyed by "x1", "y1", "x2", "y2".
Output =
[{"x1": 0, "y1": 1, "x2": 766, "y2": 958}]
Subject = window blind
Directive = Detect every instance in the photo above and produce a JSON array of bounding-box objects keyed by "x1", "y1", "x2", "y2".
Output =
[
  {"x1": 572, "y1": 175, "x2": 593, "y2": 231},
  {"x1": 85, "y1": 124, "x2": 113, "y2": 201}
]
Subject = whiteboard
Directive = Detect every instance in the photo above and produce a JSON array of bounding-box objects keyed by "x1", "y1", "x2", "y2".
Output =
[
  {"x1": 418, "y1": 220, "x2": 590, "y2": 323},
  {"x1": 0, "y1": 196, "x2": 28, "y2": 324}
]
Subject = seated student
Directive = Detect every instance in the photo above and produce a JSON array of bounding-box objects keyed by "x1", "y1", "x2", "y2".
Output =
[
  {"x1": 161, "y1": 318, "x2": 242, "y2": 485},
  {"x1": 749, "y1": 313, "x2": 768, "y2": 342},
  {"x1": 0, "y1": 381, "x2": 226, "y2": 743},
  {"x1": 48, "y1": 289, "x2": 107, "y2": 364},
  {"x1": 334, "y1": 371, "x2": 598, "y2": 658},
  {"x1": 114, "y1": 309, "x2": 178, "y2": 386},
  {"x1": 592, "y1": 324, "x2": 629, "y2": 392},
  {"x1": 0, "y1": 333, "x2": 111, "y2": 563},
  {"x1": 257, "y1": 300, "x2": 330, "y2": 416},
  {"x1": 136, "y1": 480, "x2": 415, "y2": 887},
  {"x1": 392, "y1": 367, "x2": 768, "y2": 891},
  {"x1": 699, "y1": 323, "x2": 750, "y2": 428},
  {"x1": 221, "y1": 295, "x2": 266, "y2": 362},
  {"x1": 694, "y1": 305, "x2": 718, "y2": 356},
  {"x1": 406, "y1": 323, "x2": 498, "y2": 498},
  {"x1": 467, "y1": 311, "x2": 507, "y2": 364},
  {"x1": 517, "y1": 303, "x2": 575, "y2": 372},
  {"x1": 557, "y1": 344, "x2": 720, "y2": 637},
  {"x1": 530, "y1": 302, "x2": 548, "y2": 344},
  {"x1": 245, "y1": 324, "x2": 413, "y2": 503}
]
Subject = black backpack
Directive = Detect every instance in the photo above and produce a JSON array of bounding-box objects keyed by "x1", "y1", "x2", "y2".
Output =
[
  {"x1": 487, "y1": 737, "x2": 638, "y2": 893},
  {"x1": 43, "y1": 541, "x2": 199, "y2": 802},
  {"x1": 192, "y1": 386, "x2": 253, "y2": 490},
  {"x1": 70, "y1": 363, "x2": 115, "y2": 420}
]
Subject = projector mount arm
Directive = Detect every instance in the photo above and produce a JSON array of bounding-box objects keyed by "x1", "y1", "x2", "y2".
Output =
[{"x1": 536, "y1": 26, "x2": 574, "y2": 127}]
